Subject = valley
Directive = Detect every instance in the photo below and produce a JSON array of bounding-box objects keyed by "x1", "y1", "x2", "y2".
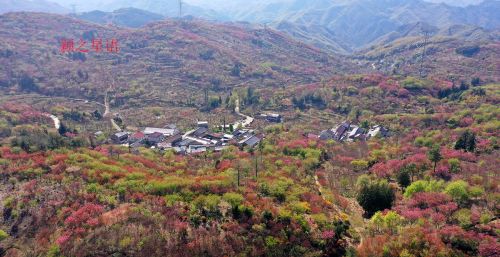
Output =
[{"x1": 0, "y1": 2, "x2": 498, "y2": 257}]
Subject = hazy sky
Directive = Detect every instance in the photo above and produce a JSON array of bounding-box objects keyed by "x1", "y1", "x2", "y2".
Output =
[
  {"x1": 184, "y1": 0, "x2": 485, "y2": 8},
  {"x1": 43, "y1": 0, "x2": 488, "y2": 14}
]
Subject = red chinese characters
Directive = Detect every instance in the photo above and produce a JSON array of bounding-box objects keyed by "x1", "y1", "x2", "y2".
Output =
[{"x1": 60, "y1": 38, "x2": 119, "y2": 53}]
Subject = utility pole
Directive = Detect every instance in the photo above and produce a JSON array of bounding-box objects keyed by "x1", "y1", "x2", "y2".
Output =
[{"x1": 419, "y1": 30, "x2": 431, "y2": 78}]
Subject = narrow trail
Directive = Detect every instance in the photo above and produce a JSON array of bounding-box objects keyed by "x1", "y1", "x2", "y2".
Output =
[{"x1": 104, "y1": 90, "x2": 122, "y2": 132}]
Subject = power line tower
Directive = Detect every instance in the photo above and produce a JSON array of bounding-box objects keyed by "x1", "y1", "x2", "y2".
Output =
[
  {"x1": 419, "y1": 30, "x2": 431, "y2": 78},
  {"x1": 179, "y1": 0, "x2": 183, "y2": 18}
]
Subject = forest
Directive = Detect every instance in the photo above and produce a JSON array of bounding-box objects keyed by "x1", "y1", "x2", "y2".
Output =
[{"x1": 0, "y1": 72, "x2": 498, "y2": 256}]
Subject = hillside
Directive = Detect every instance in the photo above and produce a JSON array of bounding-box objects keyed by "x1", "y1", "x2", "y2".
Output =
[
  {"x1": 0, "y1": 12, "x2": 347, "y2": 106},
  {"x1": 196, "y1": 0, "x2": 500, "y2": 53},
  {"x1": 355, "y1": 24, "x2": 500, "y2": 82},
  {"x1": 0, "y1": 72, "x2": 498, "y2": 256}
]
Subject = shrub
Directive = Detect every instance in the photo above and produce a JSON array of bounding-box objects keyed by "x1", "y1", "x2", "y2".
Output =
[
  {"x1": 455, "y1": 130, "x2": 476, "y2": 152},
  {"x1": 448, "y1": 158, "x2": 461, "y2": 173},
  {"x1": 397, "y1": 169, "x2": 411, "y2": 188},
  {"x1": 404, "y1": 180, "x2": 444, "y2": 198},
  {"x1": 0, "y1": 229, "x2": 8, "y2": 241},
  {"x1": 222, "y1": 192, "x2": 244, "y2": 207},
  {"x1": 290, "y1": 201, "x2": 311, "y2": 214},
  {"x1": 351, "y1": 159, "x2": 369, "y2": 172},
  {"x1": 164, "y1": 194, "x2": 183, "y2": 207},
  {"x1": 444, "y1": 180, "x2": 470, "y2": 205}
]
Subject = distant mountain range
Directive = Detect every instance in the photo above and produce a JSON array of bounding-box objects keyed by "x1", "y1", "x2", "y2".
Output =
[
  {"x1": 0, "y1": 0, "x2": 68, "y2": 14},
  {"x1": 1, "y1": 0, "x2": 499, "y2": 54},
  {"x1": 76, "y1": 8, "x2": 164, "y2": 28},
  {"x1": 215, "y1": 0, "x2": 500, "y2": 53}
]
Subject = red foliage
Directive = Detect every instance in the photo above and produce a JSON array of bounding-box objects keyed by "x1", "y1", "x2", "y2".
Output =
[
  {"x1": 64, "y1": 203, "x2": 104, "y2": 229},
  {"x1": 441, "y1": 148, "x2": 477, "y2": 162},
  {"x1": 396, "y1": 192, "x2": 458, "y2": 223},
  {"x1": 127, "y1": 155, "x2": 160, "y2": 170},
  {"x1": 459, "y1": 117, "x2": 474, "y2": 127},
  {"x1": 217, "y1": 159, "x2": 232, "y2": 171}
]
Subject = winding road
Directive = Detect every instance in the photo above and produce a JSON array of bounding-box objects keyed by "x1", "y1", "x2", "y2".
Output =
[
  {"x1": 234, "y1": 98, "x2": 254, "y2": 128},
  {"x1": 44, "y1": 114, "x2": 61, "y2": 130}
]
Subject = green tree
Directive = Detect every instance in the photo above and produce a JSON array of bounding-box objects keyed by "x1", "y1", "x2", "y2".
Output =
[
  {"x1": 444, "y1": 180, "x2": 470, "y2": 205},
  {"x1": 0, "y1": 229, "x2": 7, "y2": 241},
  {"x1": 427, "y1": 145, "x2": 442, "y2": 173},
  {"x1": 58, "y1": 122, "x2": 69, "y2": 136},
  {"x1": 356, "y1": 177, "x2": 395, "y2": 217},
  {"x1": 455, "y1": 130, "x2": 476, "y2": 152},
  {"x1": 397, "y1": 168, "x2": 411, "y2": 188}
]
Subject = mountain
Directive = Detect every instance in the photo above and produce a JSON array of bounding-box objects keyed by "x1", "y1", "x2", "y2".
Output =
[
  {"x1": 76, "y1": 8, "x2": 164, "y2": 28},
  {"x1": 187, "y1": 0, "x2": 500, "y2": 53},
  {"x1": 51, "y1": 0, "x2": 223, "y2": 20},
  {"x1": 0, "y1": 12, "x2": 348, "y2": 105},
  {"x1": 356, "y1": 24, "x2": 500, "y2": 81},
  {"x1": 0, "y1": 0, "x2": 68, "y2": 14},
  {"x1": 424, "y1": 0, "x2": 484, "y2": 6}
]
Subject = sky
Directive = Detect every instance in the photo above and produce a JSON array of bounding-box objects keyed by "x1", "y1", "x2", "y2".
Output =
[{"x1": 50, "y1": 0, "x2": 486, "y2": 12}]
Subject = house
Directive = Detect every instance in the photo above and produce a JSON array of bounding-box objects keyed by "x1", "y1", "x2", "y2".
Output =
[
  {"x1": 146, "y1": 132, "x2": 165, "y2": 145},
  {"x1": 266, "y1": 113, "x2": 282, "y2": 123},
  {"x1": 189, "y1": 127, "x2": 209, "y2": 138},
  {"x1": 188, "y1": 145, "x2": 208, "y2": 154},
  {"x1": 129, "y1": 131, "x2": 145, "y2": 143},
  {"x1": 157, "y1": 135, "x2": 183, "y2": 150},
  {"x1": 144, "y1": 127, "x2": 179, "y2": 137},
  {"x1": 233, "y1": 129, "x2": 254, "y2": 140},
  {"x1": 239, "y1": 135, "x2": 261, "y2": 148},
  {"x1": 197, "y1": 121, "x2": 209, "y2": 128},
  {"x1": 333, "y1": 121, "x2": 351, "y2": 141},
  {"x1": 347, "y1": 126, "x2": 365, "y2": 141},
  {"x1": 257, "y1": 113, "x2": 283, "y2": 123},
  {"x1": 111, "y1": 132, "x2": 129, "y2": 144},
  {"x1": 222, "y1": 134, "x2": 234, "y2": 142},
  {"x1": 367, "y1": 125, "x2": 389, "y2": 139}
]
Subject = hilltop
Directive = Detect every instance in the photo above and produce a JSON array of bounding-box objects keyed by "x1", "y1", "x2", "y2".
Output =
[{"x1": 76, "y1": 8, "x2": 164, "y2": 28}]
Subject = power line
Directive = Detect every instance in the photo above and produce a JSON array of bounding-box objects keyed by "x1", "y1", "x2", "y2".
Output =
[{"x1": 419, "y1": 30, "x2": 431, "y2": 78}]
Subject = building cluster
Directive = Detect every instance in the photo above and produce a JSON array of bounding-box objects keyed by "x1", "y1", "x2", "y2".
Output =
[
  {"x1": 319, "y1": 121, "x2": 389, "y2": 142},
  {"x1": 110, "y1": 121, "x2": 261, "y2": 154}
]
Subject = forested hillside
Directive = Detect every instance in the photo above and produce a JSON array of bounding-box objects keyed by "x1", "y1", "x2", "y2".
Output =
[{"x1": 0, "y1": 13, "x2": 347, "y2": 102}]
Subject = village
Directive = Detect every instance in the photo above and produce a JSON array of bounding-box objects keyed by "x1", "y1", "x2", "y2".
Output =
[
  {"x1": 107, "y1": 111, "x2": 388, "y2": 154},
  {"x1": 107, "y1": 112, "x2": 283, "y2": 154},
  {"x1": 318, "y1": 121, "x2": 389, "y2": 142}
]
